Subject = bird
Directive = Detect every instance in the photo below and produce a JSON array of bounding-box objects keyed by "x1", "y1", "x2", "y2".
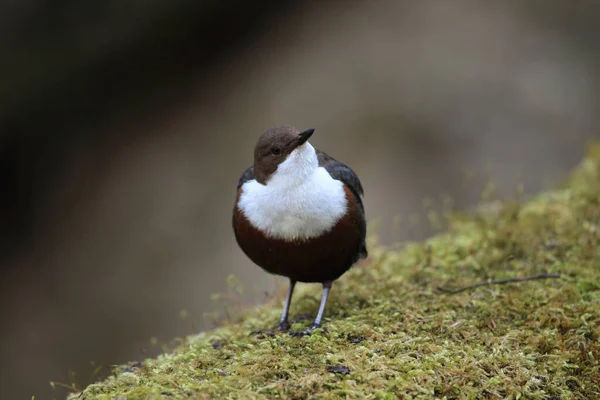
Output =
[{"x1": 232, "y1": 125, "x2": 367, "y2": 336}]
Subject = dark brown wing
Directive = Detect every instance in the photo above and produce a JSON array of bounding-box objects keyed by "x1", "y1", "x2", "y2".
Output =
[
  {"x1": 236, "y1": 165, "x2": 255, "y2": 189},
  {"x1": 317, "y1": 150, "x2": 364, "y2": 212},
  {"x1": 317, "y1": 150, "x2": 368, "y2": 259}
]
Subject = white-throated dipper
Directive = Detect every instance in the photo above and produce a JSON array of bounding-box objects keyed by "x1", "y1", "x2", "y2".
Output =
[{"x1": 232, "y1": 125, "x2": 367, "y2": 336}]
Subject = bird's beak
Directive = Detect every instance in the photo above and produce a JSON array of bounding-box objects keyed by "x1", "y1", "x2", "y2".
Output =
[{"x1": 297, "y1": 128, "x2": 315, "y2": 146}]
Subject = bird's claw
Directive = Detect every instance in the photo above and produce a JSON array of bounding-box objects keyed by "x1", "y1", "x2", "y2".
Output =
[
  {"x1": 278, "y1": 321, "x2": 291, "y2": 331},
  {"x1": 289, "y1": 323, "x2": 320, "y2": 337}
]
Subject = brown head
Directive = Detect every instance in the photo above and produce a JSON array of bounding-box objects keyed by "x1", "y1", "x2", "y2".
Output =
[{"x1": 253, "y1": 125, "x2": 315, "y2": 184}]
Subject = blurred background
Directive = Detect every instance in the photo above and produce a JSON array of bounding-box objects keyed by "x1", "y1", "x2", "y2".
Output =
[{"x1": 1, "y1": 0, "x2": 598, "y2": 398}]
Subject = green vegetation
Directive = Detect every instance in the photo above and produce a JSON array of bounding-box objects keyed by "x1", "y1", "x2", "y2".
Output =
[{"x1": 71, "y1": 145, "x2": 600, "y2": 399}]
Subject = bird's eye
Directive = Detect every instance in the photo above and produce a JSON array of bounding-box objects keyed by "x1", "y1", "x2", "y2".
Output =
[{"x1": 271, "y1": 147, "x2": 281, "y2": 156}]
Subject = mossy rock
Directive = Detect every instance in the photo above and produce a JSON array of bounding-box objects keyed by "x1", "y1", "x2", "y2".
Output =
[{"x1": 71, "y1": 144, "x2": 600, "y2": 400}]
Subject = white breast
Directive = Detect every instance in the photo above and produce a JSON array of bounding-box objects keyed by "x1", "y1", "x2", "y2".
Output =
[{"x1": 237, "y1": 143, "x2": 348, "y2": 241}]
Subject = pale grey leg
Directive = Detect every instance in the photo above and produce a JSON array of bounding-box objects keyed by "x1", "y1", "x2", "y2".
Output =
[
  {"x1": 278, "y1": 280, "x2": 296, "y2": 331},
  {"x1": 310, "y1": 281, "x2": 332, "y2": 329},
  {"x1": 290, "y1": 281, "x2": 333, "y2": 336}
]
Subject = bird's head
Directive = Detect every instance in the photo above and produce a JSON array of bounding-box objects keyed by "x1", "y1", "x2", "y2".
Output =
[{"x1": 253, "y1": 125, "x2": 317, "y2": 185}]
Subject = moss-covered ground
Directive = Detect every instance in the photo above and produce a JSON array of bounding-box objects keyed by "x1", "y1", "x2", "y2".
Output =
[{"x1": 71, "y1": 145, "x2": 600, "y2": 399}]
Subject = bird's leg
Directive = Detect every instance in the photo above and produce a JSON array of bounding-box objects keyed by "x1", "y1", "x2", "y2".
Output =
[
  {"x1": 311, "y1": 281, "x2": 332, "y2": 330},
  {"x1": 278, "y1": 280, "x2": 296, "y2": 331},
  {"x1": 290, "y1": 281, "x2": 333, "y2": 336}
]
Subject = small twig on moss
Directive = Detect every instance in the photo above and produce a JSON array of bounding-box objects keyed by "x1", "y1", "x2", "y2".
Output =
[{"x1": 438, "y1": 273, "x2": 561, "y2": 294}]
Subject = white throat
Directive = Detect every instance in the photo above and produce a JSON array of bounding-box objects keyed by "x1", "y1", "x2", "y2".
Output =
[{"x1": 238, "y1": 142, "x2": 348, "y2": 241}]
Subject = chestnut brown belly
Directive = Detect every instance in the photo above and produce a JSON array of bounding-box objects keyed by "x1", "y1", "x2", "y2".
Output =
[{"x1": 233, "y1": 207, "x2": 364, "y2": 283}]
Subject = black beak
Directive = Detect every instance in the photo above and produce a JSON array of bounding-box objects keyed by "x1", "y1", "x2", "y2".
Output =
[{"x1": 298, "y1": 128, "x2": 315, "y2": 145}]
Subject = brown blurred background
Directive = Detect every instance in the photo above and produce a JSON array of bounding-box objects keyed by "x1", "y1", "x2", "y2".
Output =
[{"x1": 1, "y1": 1, "x2": 599, "y2": 398}]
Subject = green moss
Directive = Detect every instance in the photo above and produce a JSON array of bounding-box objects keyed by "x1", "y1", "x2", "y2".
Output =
[{"x1": 72, "y1": 144, "x2": 600, "y2": 400}]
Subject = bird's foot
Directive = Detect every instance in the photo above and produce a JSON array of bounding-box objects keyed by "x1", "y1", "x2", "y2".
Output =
[
  {"x1": 289, "y1": 329, "x2": 312, "y2": 337},
  {"x1": 278, "y1": 321, "x2": 291, "y2": 331},
  {"x1": 289, "y1": 323, "x2": 320, "y2": 337}
]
